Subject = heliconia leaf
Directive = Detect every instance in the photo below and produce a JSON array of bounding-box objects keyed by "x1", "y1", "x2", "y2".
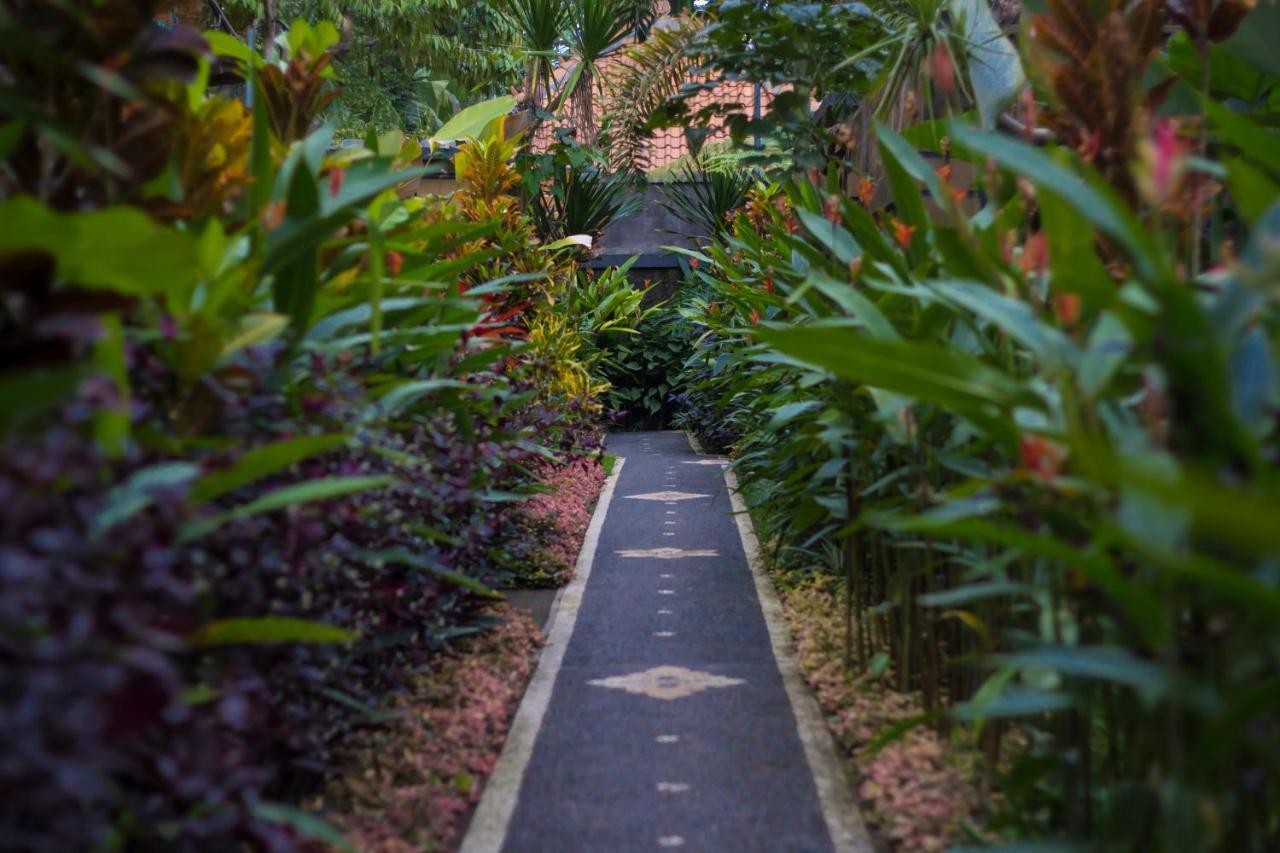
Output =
[
  {"x1": 757, "y1": 324, "x2": 1043, "y2": 411},
  {"x1": 189, "y1": 617, "x2": 357, "y2": 647},
  {"x1": 369, "y1": 379, "x2": 469, "y2": 419},
  {"x1": 91, "y1": 462, "x2": 201, "y2": 539},
  {"x1": 953, "y1": 688, "x2": 1076, "y2": 720},
  {"x1": 920, "y1": 580, "x2": 1033, "y2": 607},
  {"x1": 931, "y1": 279, "x2": 1081, "y2": 371},
  {"x1": 796, "y1": 208, "x2": 861, "y2": 265},
  {"x1": 179, "y1": 475, "x2": 396, "y2": 541},
  {"x1": 992, "y1": 646, "x2": 1171, "y2": 705},
  {"x1": 950, "y1": 124, "x2": 1163, "y2": 281},
  {"x1": 357, "y1": 547, "x2": 499, "y2": 597},
  {"x1": 252, "y1": 801, "x2": 356, "y2": 852},
  {"x1": 190, "y1": 433, "x2": 349, "y2": 504}
]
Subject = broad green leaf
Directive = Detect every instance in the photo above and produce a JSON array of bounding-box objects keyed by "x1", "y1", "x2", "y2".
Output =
[
  {"x1": 0, "y1": 366, "x2": 83, "y2": 439},
  {"x1": 1225, "y1": 157, "x2": 1280, "y2": 226},
  {"x1": 953, "y1": 688, "x2": 1075, "y2": 720},
  {"x1": 359, "y1": 547, "x2": 498, "y2": 597},
  {"x1": 951, "y1": 0, "x2": 1024, "y2": 129},
  {"x1": 932, "y1": 280, "x2": 1080, "y2": 371},
  {"x1": 191, "y1": 434, "x2": 349, "y2": 504},
  {"x1": 876, "y1": 123, "x2": 930, "y2": 241},
  {"x1": 220, "y1": 312, "x2": 289, "y2": 360},
  {"x1": 883, "y1": 514, "x2": 1168, "y2": 648},
  {"x1": 190, "y1": 617, "x2": 357, "y2": 646},
  {"x1": 758, "y1": 325, "x2": 1043, "y2": 411},
  {"x1": 1079, "y1": 311, "x2": 1132, "y2": 399},
  {"x1": 370, "y1": 379, "x2": 469, "y2": 419},
  {"x1": 180, "y1": 475, "x2": 395, "y2": 541},
  {"x1": 0, "y1": 197, "x2": 197, "y2": 307},
  {"x1": 428, "y1": 95, "x2": 516, "y2": 149},
  {"x1": 806, "y1": 276, "x2": 900, "y2": 340},
  {"x1": 796, "y1": 209, "x2": 861, "y2": 265},
  {"x1": 951, "y1": 125, "x2": 1162, "y2": 281},
  {"x1": 993, "y1": 646, "x2": 1171, "y2": 705},
  {"x1": 90, "y1": 462, "x2": 201, "y2": 539},
  {"x1": 920, "y1": 580, "x2": 1033, "y2": 607}
]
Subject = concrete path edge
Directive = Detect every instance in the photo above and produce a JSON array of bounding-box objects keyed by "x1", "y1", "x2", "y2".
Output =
[
  {"x1": 687, "y1": 431, "x2": 875, "y2": 853},
  {"x1": 459, "y1": 457, "x2": 627, "y2": 853}
]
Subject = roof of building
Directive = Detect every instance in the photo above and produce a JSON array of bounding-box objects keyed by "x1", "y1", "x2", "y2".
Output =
[{"x1": 531, "y1": 17, "x2": 778, "y2": 173}]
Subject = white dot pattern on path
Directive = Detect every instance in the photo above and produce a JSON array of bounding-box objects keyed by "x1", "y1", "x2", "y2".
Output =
[{"x1": 658, "y1": 836, "x2": 685, "y2": 848}]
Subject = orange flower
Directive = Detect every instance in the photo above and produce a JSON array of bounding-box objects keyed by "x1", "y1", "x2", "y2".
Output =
[
  {"x1": 763, "y1": 277, "x2": 775, "y2": 294},
  {"x1": 1020, "y1": 232, "x2": 1049, "y2": 276},
  {"x1": 750, "y1": 308, "x2": 761, "y2": 325},
  {"x1": 690, "y1": 258, "x2": 700, "y2": 270},
  {"x1": 1019, "y1": 434, "x2": 1066, "y2": 480},
  {"x1": 936, "y1": 163, "x2": 953, "y2": 183},
  {"x1": 328, "y1": 167, "x2": 346, "y2": 198},
  {"x1": 260, "y1": 200, "x2": 286, "y2": 230},
  {"x1": 824, "y1": 193, "x2": 842, "y2": 224},
  {"x1": 891, "y1": 218, "x2": 916, "y2": 251},
  {"x1": 1053, "y1": 292, "x2": 1082, "y2": 328},
  {"x1": 386, "y1": 250, "x2": 404, "y2": 277},
  {"x1": 857, "y1": 176, "x2": 875, "y2": 206}
]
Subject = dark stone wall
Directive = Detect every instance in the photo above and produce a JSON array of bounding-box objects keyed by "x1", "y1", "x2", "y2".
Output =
[{"x1": 595, "y1": 183, "x2": 700, "y2": 259}]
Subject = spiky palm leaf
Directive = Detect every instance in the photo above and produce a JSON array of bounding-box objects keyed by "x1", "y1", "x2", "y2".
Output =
[
  {"x1": 507, "y1": 0, "x2": 567, "y2": 110},
  {"x1": 657, "y1": 160, "x2": 753, "y2": 245},
  {"x1": 600, "y1": 15, "x2": 704, "y2": 177},
  {"x1": 562, "y1": 0, "x2": 635, "y2": 142}
]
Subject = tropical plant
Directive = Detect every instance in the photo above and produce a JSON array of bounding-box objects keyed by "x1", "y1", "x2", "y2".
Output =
[
  {"x1": 670, "y1": 0, "x2": 1280, "y2": 847},
  {"x1": 599, "y1": 13, "x2": 704, "y2": 175},
  {"x1": 0, "y1": 9, "x2": 614, "y2": 849},
  {"x1": 657, "y1": 159, "x2": 754, "y2": 245}
]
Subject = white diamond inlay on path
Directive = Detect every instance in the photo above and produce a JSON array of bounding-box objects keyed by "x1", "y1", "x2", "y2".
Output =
[
  {"x1": 658, "y1": 608, "x2": 673, "y2": 614},
  {"x1": 588, "y1": 665, "x2": 746, "y2": 700},
  {"x1": 656, "y1": 782, "x2": 690, "y2": 793},
  {"x1": 654, "y1": 631, "x2": 675, "y2": 638},
  {"x1": 625, "y1": 491, "x2": 710, "y2": 502},
  {"x1": 658, "y1": 589, "x2": 675, "y2": 595},
  {"x1": 615, "y1": 547, "x2": 718, "y2": 559},
  {"x1": 655, "y1": 734, "x2": 679, "y2": 743},
  {"x1": 658, "y1": 836, "x2": 685, "y2": 848},
  {"x1": 683, "y1": 458, "x2": 730, "y2": 465}
]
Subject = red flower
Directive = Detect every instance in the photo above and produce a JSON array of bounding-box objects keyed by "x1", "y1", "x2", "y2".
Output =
[
  {"x1": 328, "y1": 167, "x2": 345, "y2": 198},
  {"x1": 1020, "y1": 232, "x2": 1049, "y2": 276},
  {"x1": 891, "y1": 219, "x2": 916, "y2": 251},
  {"x1": 690, "y1": 258, "x2": 700, "y2": 270},
  {"x1": 858, "y1": 176, "x2": 875, "y2": 206},
  {"x1": 763, "y1": 277, "x2": 775, "y2": 294},
  {"x1": 260, "y1": 200, "x2": 285, "y2": 230},
  {"x1": 824, "y1": 194, "x2": 842, "y2": 225},
  {"x1": 1019, "y1": 434, "x2": 1066, "y2": 480},
  {"x1": 750, "y1": 308, "x2": 761, "y2": 325},
  {"x1": 1053, "y1": 292, "x2": 1082, "y2": 328},
  {"x1": 386, "y1": 250, "x2": 404, "y2": 277}
]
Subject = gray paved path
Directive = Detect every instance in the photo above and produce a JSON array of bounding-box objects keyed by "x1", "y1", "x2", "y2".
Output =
[{"x1": 467, "y1": 431, "x2": 866, "y2": 852}]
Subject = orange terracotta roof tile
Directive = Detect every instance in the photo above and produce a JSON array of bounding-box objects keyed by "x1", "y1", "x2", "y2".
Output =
[{"x1": 530, "y1": 54, "x2": 778, "y2": 172}]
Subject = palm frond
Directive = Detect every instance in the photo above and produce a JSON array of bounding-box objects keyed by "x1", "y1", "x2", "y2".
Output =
[{"x1": 599, "y1": 16, "x2": 704, "y2": 177}]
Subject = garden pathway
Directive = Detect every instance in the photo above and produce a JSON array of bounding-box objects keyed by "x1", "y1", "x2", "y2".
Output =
[{"x1": 463, "y1": 432, "x2": 871, "y2": 852}]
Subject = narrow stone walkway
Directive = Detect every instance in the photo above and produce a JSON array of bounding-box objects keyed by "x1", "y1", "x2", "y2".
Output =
[{"x1": 464, "y1": 431, "x2": 868, "y2": 852}]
